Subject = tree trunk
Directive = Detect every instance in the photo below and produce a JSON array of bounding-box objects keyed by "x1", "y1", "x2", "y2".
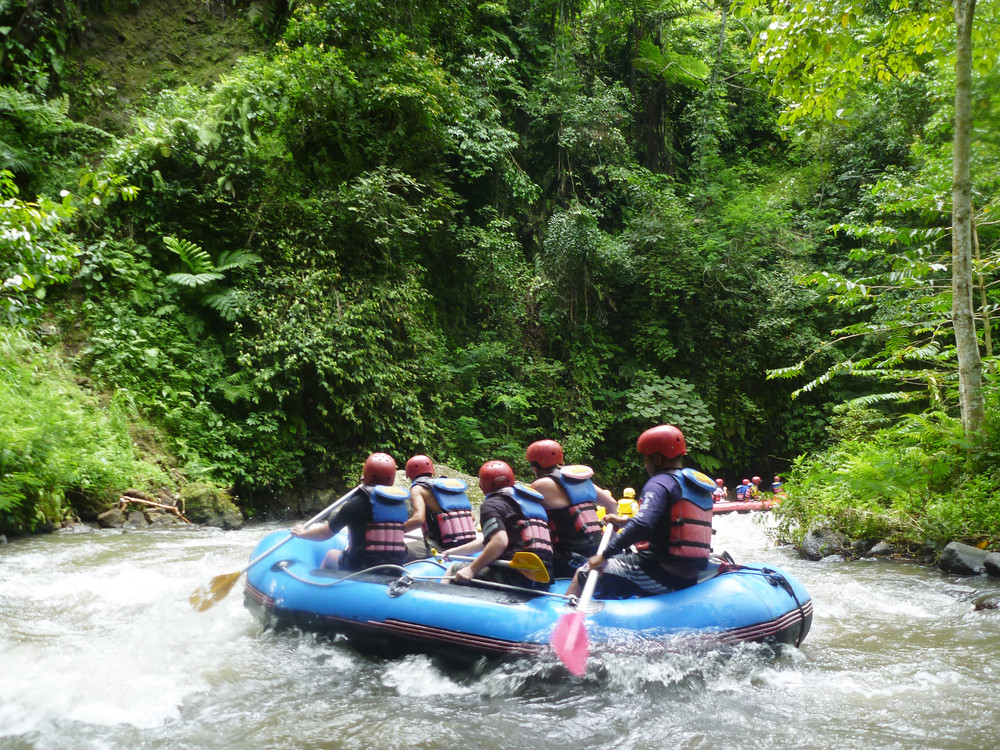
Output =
[{"x1": 951, "y1": 0, "x2": 985, "y2": 436}]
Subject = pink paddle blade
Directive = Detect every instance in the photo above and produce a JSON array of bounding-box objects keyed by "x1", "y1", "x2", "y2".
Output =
[{"x1": 551, "y1": 610, "x2": 589, "y2": 676}]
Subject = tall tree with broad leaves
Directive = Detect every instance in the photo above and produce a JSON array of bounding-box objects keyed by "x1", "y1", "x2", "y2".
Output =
[{"x1": 739, "y1": 0, "x2": 988, "y2": 437}]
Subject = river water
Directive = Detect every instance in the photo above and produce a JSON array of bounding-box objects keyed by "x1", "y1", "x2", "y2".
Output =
[{"x1": 2, "y1": 512, "x2": 998, "y2": 749}]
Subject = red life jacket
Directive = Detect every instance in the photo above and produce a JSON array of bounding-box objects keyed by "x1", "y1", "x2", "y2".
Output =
[
  {"x1": 413, "y1": 476, "x2": 477, "y2": 549},
  {"x1": 361, "y1": 485, "x2": 409, "y2": 566},
  {"x1": 649, "y1": 469, "x2": 715, "y2": 566},
  {"x1": 509, "y1": 484, "x2": 553, "y2": 558},
  {"x1": 548, "y1": 465, "x2": 602, "y2": 546}
]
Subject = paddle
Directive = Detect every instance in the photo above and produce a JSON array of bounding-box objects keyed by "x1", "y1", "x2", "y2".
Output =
[
  {"x1": 189, "y1": 485, "x2": 361, "y2": 612},
  {"x1": 551, "y1": 523, "x2": 615, "y2": 675},
  {"x1": 432, "y1": 549, "x2": 551, "y2": 584}
]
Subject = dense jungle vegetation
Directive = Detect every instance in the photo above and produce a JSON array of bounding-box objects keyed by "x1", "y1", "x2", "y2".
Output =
[{"x1": 2, "y1": 0, "x2": 999, "y2": 550}]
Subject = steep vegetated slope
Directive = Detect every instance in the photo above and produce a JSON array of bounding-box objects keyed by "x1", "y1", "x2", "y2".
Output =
[
  {"x1": 9, "y1": 0, "x2": 996, "y2": 551},
  {"x1": 67, "y1": 0, "x2": 266, "y2": 131}
]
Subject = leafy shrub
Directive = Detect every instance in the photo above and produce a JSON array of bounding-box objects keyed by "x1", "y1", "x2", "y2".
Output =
[
  {"x1": 773, "y1": 397, "x2": 1000, "y2": 550},
  {"x1": 0, "y1": 170, "x2": 80, "y2": 323},
  {"x1": 0, "y1": 327, "x2": 172, "y2": 534}
]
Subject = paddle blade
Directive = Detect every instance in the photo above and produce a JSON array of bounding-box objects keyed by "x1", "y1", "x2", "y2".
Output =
[
  {"x1": 551, "y1": 611, "x2": 589, "y2": 676},
  {"x1": 510, "y1": 552, "x2": 550, "y2": 583},
  {"x1": 189, "y1": 571, "x2": 242, "y2": 612}
]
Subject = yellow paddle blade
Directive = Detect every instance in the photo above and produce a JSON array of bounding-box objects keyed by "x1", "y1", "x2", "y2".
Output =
[
  {"x1": 189, "y1": 571, "x2": 242, "y2": 612},
  {"x1": 510, "y1": 551, "x2": 550, "y2": 584}
]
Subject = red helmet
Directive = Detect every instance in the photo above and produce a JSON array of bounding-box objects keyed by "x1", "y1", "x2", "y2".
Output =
[
  {"x1": 715, "y1": 478, "x2": 724, "y2": 487},
  {"x1": 525, "y1": 439, "x2": 564, "y2": 468},
  {"x1": 773, "y1": 475, "x2": 781, "y2": 482},
  {"x1": 636, "y1": 425, "x2": 686, "y2": 459},
  {"x1": 478, "y1": 460, "x2": 515, "y2": 493},
  {"x1": 405, "y1": 454, "x2": 434, "y2": 480},
  {"x1": 363, "y1": 452, "x2": 397, "y2": 486},
  {"x1": 741, "y1": 479, "x2": 750, "y2": 485},
  {"x1": 752, "y1": 476, "x2": 761, "y2": 485}
]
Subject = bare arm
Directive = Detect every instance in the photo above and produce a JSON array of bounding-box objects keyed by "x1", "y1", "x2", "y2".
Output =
[
  {"x1": 441, "y1": 535, "x2": 485, "y2": 558},
  {"x1": 454, "y1": 531, "x2": 508, "y2": 581},
  {"x1": 291, "y1": 492, "x2": 362, "y2": 541},
  {"x1": 291, "y1": 521, "x2": 334, "y2": 541},
  {"x1": 595, "y1": 486, "x2": 617, "y2": 513},
  {"x1": 403, "y1": 486, "x2": 428, "y2": 532}
]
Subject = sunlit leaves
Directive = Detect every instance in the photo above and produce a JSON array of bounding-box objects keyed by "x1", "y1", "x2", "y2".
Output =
[
  {"x1": 633, "y1": 39, "x2": 709, "y2": 90},
  {"x1": 0, "y1": 170, "x2": 80, "y2": 322},
  {"x1": 739, "y1": 0, "x2": 953, "y2": 127}
]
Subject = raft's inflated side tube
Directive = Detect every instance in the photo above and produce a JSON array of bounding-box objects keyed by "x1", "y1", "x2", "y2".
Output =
[{"x1": 243, "y1": 531, "x2": 813, "y2": 665}]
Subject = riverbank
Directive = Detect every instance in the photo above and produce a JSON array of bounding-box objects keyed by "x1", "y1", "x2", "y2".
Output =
[{"x1": 790, "y1": 523, "x2": 1000, "y2": 610}]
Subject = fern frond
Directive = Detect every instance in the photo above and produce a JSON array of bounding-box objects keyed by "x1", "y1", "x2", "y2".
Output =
[
  {"x1": 166, "y1": 272, "x2": 224, "y2": 288},
  {"x1": 164, "y1": 236, "x2": 216, "y2": 275},
  {"x1": 217, "y1": 372, "x2": 256, "y2": 404},
  {"x1": 844, "y1": 391, "x2": 914, "y2": 408},
  {"x1": 215, "y1": 249, "x2": 262, "y2": 272},
  {"x1": 203, "y1": 289, "x2": 242, "y2": 321},
  {"x1": 633, "y1": 40, "x2": 708, "y2": 88},
  {"x1": 766, "y1": 361, "x2": 807, "y2": 380},
  {"x1": 790, "y1": 360, "x2": 852, "y2": 398},
  {"x1": 0, "y1": 138, "x2": 33, "y2": 173}
]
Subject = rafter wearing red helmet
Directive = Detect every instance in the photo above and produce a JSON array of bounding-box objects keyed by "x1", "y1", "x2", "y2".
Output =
[
  {"x1": 403, "y1": 454, "x2": 479, "y2": 558},
  {"x1": 292, "y1": 452, "x2": 408, "y2": 572},
  {"x1": 736, "y1": 478, "x2": 751, "y2": 499},
  {"x1": 712, "y1": 478, "x2": 728, "y2": 503},
  {"x1": 771, "y1": 475, "x2": 784, "y2": 495},
  {"x1": 567, "y1": 425, "x2": 715, "y2": 600},
  {"x1": 443, "y1": 460, "x2": 553, "y2": 591},
  {"x1": 525, "y1": 439, "x2": 617, "y2": 578}
]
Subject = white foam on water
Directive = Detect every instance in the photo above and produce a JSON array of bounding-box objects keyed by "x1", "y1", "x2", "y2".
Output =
[
  {"x1": 0, "y1": 529, "x2": 271, "y2": 737},
  {"x1": 380, "y1": 654, "x2": 474, "y2": 697}
]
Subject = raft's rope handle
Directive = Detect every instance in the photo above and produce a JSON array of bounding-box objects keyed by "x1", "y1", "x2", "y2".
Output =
[
  {"x1": 272, "y1": 561, "x2": 416, "y2": 587},
  {"x1": 271, "y1": 559, "x2": 577, "y2": 601},
  {"x1": 705, "y1": 556, "x2": 809, "y2": 647},
  {"x1": 408, "y1": 574, "x2": 577, "y2": 601},
  {"x1": 759, "y1": 567, "x2": 808, "y2": 647}
]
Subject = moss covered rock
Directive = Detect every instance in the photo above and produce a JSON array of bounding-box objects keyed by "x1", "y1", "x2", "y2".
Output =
[{"x1": 181, "y1": 483, "x2": 243, "y2": 530}]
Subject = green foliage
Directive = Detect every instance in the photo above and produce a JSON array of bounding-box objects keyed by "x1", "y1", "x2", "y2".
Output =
[
  {"x1": 164, "y1": 235, "x2": 261, "y2": 321},
  {"x1": 0, "y1": 170, "x2": 80, "y2": 323},
  {"x1": 739, "y1": 0, "x2": 952, "y2": 127},
  {"x1": 748, "y1": 0, "x2": 999, "y2": 437},
  {"x1": 0, "y1": 0, "x2": 84, "y2": 95},
  {"x1": 634, "y1": 39, "x2": 709, "y2": 90},
  {"x1": 0, "y1": 327, "x2": 172, "y2": 534},
  {"x1": 538, "y1": 203, "x2": 636, "y2": 331},
  {"x1": 4, "y1": 0, "x2": 971, "y2": 536},
  {"x1": 772, "y1": 393, "x2": 1000, "y2": 549},
  {"x1": 626, "y1": 372, "x2": 717, "y2": 467},
  {"x1": 79, "y1": 242, "x2": 266, "y2": 487},
  {"x1": 0, "y1": 86, "x2": 112, "y2": 196}
]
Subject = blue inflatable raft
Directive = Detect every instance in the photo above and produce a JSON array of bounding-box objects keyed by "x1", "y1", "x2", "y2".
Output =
[{"x1": 244, "y1": 531, "x2": 813, "y2": 666}]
